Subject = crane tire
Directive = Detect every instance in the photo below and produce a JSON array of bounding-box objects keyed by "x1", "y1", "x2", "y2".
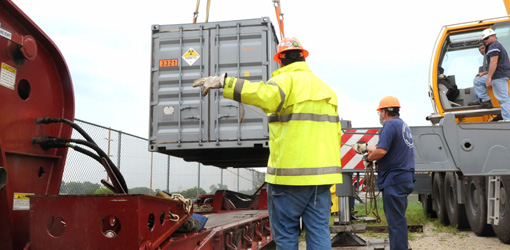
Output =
[
  {"x1": 492, "y1": 176, "x2": 510, "y2": 244},
  {"x1": 444, "y1": 172, "x2": 469, "y2": 229},
  {"x1": 420, "y1": 193, "x2": 437, "y2": 218},
  {"x1": 432, "y1": 173, "x2": 449, "y2": 225},
  {"x1": 464, "y1": 176, "x2": 494, "y2": 236}
]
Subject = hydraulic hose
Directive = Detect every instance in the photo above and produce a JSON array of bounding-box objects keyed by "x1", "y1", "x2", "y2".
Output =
[
  {"x1": 70, "y1": 144, "x2": 102, "y2": 164},
  {"x1": 60, "y1": 138, "x2": 128, "y2": 193},
  {"x1": 33, "y1": 135, "x2": 128, "y2": 194},
  {"x1": 35, "y1": 117, "x2": 128, "y2": 192},
  {"x1": 36, "y1": 117, "x2": 95, "y2": 143}
]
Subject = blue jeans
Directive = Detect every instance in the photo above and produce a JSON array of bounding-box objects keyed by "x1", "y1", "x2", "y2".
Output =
[
  {"x1": 473, "y1": 74, "x2": 488, "y2": 101},
  {"x1": 474, "y1": 76, "x2": 510, "y2": 120},
  {"x1": 382, "y1": 181, "x2": 414, "y2": 250},
  {"x1": 493, "y1": 78, "x2": 510, "y2": 120},
  {"x1": 267, "y1": 184, "x2": 332, "y2": 250}
]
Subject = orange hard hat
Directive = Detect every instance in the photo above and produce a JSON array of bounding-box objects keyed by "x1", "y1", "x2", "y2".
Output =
[
  {"x1": 377, "y1": 96, "x2": 401, "y2": 111},
  {"x1": 273, "y1": 37, "x2": 309, "y2": 63}
]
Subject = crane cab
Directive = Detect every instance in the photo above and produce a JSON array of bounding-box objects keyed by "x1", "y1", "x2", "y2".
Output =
[{"x1": 429, "y1": 18, "x2": 510, "y2": 124}]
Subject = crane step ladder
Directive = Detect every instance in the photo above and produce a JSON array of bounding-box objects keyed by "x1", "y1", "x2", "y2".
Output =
[{"x1": 488, "y1": 176, "x2": 501, "y2": 225}]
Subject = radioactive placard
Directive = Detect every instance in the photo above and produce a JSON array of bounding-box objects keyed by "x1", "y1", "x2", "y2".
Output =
[{"x1": 182, "y1": 48, "x2": 200, "y2": 66}]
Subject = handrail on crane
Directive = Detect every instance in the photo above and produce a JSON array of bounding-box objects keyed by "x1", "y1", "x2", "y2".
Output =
[{"x1": 273, "y1": 0, "x2": 285, "y2": 40}]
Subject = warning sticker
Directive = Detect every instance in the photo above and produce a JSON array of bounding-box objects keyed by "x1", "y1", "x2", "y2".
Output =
[
  {"x1": 182, "y1": 48, "x2": 200, "y2": 66},
  {"x1": 0, "y1": 62, "x2": 16, "y2": 90},
  {"x1": 159, "y1": 59, "x2": 178, "y2": 68},
  {"x1": 13, "y1": 193, "x2": 35, "y2": 210},
  {"x1": 0, "y1": 27, "x2": 12, "y2": 40}
]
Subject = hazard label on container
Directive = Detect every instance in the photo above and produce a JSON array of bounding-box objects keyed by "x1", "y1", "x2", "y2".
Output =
[
  {"x1": 13, "y1": 193, "x2": 34, "y2": 210},
  {"x1": 0, "y1": 62, "x2": 16, "y2": 90},
  {"x1": 182, "y1": 48, "x2": 200, "y2": 66},
  {"x1": 159, "y1": 59, "x2": 178, "y2": 67}
]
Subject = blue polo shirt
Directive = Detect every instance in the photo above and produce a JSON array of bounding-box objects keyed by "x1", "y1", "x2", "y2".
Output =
[
  {"x1": 486, "y1": 41, "x2": 510, "y2": 80},
  {"x1": 376, "y1": 117, "x2": 415, "y2": 189}
]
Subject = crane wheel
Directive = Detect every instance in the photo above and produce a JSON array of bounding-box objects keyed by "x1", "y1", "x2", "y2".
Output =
[
  {"x1": 432, "y1": 173, "x2": 449, "y2": 226},
  {"x1": 444, "y1": 172, "x2": 469, "y2": 229},
  {"x1": 492, "y1": 176, "x2": 510, "y2": 244},
  {"x1": 420, "y1": 193, "x2": 436, "y2": 218},
  {"x1": 464, "y1": 176, "x2": 494, "y2": 236}
]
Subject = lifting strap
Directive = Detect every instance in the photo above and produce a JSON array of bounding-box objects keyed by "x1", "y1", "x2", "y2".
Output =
[
  {"x1": 273, "y1": 0, "x2": 285, "y2": 39},
  {"x1": 193, "y1": 0, "x2": 212, "y2": 23},
  {"x1": 193, "y1": 0, "x2": 200, "y2": 23}
]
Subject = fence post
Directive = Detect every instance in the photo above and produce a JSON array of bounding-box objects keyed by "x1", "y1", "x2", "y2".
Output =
[
  {"x1": 106, "y1": 128, "x2": 112, "y2": 182},
  {"x1": 197, "y1": 163, "x2": 201, "y2": 198},
  {"x1": 166, "y1": 156, "x2": 170, "y2": 193},
  {"x1": 150, "y1": 152, "x2": 153, "y2": 194},
  {"x1": 117, "y1": 131, "x2": 122, "y2": 169}
]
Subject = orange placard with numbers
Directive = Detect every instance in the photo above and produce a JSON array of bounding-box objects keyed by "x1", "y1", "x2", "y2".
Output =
[{"x1": 159, "y1": 59, "x2": 178, "y2": 67}]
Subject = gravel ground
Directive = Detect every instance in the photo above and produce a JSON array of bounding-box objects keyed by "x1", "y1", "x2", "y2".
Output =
[{"x1": 406, "y1": 223, "x2": 508, "y2": 250}]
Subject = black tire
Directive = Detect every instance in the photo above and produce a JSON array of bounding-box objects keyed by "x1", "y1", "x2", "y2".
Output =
[
  {"x1": 492, "y1": 176, "x2": 510, "y2": 244},
  {"x1": 444, "y1": 172, "x2": 469, "y2": 229},
  {"x1": 432, "y1": 173, "x2": 449, "y2": 225},
  {"x1": 420, "y1": 193, "x2": 437, "y2": 218},
  {"x1": 464, "y1": 176, "x2": 494, "y2": 236}
]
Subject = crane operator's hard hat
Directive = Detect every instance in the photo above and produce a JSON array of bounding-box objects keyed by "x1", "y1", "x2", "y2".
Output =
[
  {"x1": 273, "y1": 37, "x2": 309, "y2": 63},
  {"x1": 482, "y1": 28, "x2": 496, "y2": 40}
]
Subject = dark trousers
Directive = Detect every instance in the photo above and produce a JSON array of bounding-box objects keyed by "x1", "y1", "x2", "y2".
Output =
[{"x1": 382, "y1": 181, "x2": 414, "y2": 250}]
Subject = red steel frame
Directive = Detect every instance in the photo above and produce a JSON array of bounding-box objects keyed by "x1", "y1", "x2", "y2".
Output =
[
  {"x1": 0, "y1": 0, "x2": 74, "y2": 249},
  {"x1": 29, "y1": 194, "x2": 192, "y2": 250},
  {"x1": 0, "y1": 1, "x2": 272, "y2": 249},
  {"x1": 167, "y1": 211, "x2": 272, "y2": 250}
]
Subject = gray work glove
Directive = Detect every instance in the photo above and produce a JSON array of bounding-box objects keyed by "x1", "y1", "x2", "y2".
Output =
[
  {"x1": 362, "y1": 153, "x2": 373, "y2": 167},
  {"x1": 192, "y1": 73, "x2": 227, "y2": 96},
  {"x1": 353, "y1": 141, "x2": 368, "y2": 154}
]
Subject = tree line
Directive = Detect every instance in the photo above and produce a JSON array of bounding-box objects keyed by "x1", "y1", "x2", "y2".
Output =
[{"x1": 59, "y1": 181, "x2": 263, "y2": 198}]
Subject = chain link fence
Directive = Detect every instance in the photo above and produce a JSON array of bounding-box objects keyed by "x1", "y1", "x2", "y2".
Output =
[{"x1": 60, "y1": 119, "x2": 266, "y2": 198}]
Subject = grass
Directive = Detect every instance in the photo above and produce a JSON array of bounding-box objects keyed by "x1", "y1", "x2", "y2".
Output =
[
  {"x1": 271, "y1": 194, "x2": 467, "y2": 248},
  {"x1": 345, "y1": 194, "x2": 427, "y2": 226},
  {"x1": 290, "y1": 194, "x2": 465, "y2": 246},
  {"x1": 329, "y1": 194, "x2": 465, "y2": 241}
]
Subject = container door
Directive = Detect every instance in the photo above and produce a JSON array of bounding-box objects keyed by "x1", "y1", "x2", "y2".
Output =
[
  {"x1": 209, "y1": 20, "x2": 274, "y2": 143},
  {"x1": 150, "y1": 25, "x2": 209, "y2": 145}
]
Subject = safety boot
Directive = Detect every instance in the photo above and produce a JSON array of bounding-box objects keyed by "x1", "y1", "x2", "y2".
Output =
[{"x1": 480, "y1": 100, "x2": 493, "y2": 109}]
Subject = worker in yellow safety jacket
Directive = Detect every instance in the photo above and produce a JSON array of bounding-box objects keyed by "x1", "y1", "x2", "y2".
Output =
[{"x1": 193, "y1": 37, "x2": 342, "y2": 250}]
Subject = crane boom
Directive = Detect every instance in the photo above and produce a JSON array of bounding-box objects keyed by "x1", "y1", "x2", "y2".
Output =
[{"x1": 505, "y1": 0, "x2": 510, "y2": 15}]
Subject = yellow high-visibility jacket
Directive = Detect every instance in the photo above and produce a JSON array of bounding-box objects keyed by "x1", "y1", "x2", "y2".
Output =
[{"x1": 223, "y1": 61, "x2": 342, "y2": 185}]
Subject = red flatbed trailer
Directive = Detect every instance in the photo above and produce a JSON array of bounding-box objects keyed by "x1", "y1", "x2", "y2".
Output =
[{"x1": 0, "y1": 0, "x2": 271, "y2": 249}]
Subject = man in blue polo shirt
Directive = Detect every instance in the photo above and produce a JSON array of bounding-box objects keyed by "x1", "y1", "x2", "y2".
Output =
[
  {"x1": 472, "y1": 28, "x2": 510, "y2": 121},
  {"x1": 354, "y1": 96, "x2": 415, "y2": 250}
]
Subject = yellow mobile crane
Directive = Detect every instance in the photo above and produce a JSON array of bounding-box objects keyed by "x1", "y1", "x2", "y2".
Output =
[
  {"x1": 386, "y1": 0, "x2": 510, "y2": 244},
  {"x1": 428, "y1": 0, "x2": 510, "y2": 123},
  {"x1": 342, "y1": 0, "x2": 510, "y2": 245}
]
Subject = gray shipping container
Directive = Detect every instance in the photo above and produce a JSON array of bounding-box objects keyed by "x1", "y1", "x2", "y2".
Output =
[{"x1": 149, "y1": 17, "x2": 279, "y2": 168}]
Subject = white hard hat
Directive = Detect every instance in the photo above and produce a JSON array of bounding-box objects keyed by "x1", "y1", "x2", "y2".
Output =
[{"x1": 482, "y1": 28, "x2": 496, "y2": 40}]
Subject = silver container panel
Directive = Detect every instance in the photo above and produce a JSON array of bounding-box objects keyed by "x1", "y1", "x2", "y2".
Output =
[{"x1": 149, "y1": 18, "x2": 279, "y2": 167}]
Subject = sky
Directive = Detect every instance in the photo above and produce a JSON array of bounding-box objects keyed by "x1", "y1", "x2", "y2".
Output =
[{"x1": 10, "y1": 0, "x2": 509, "y2": 138}]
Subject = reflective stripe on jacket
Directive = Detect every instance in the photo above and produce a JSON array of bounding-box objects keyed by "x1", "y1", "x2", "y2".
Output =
[{"x1": 223, "y1": 61, "x2": 342, "y2": 185}]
